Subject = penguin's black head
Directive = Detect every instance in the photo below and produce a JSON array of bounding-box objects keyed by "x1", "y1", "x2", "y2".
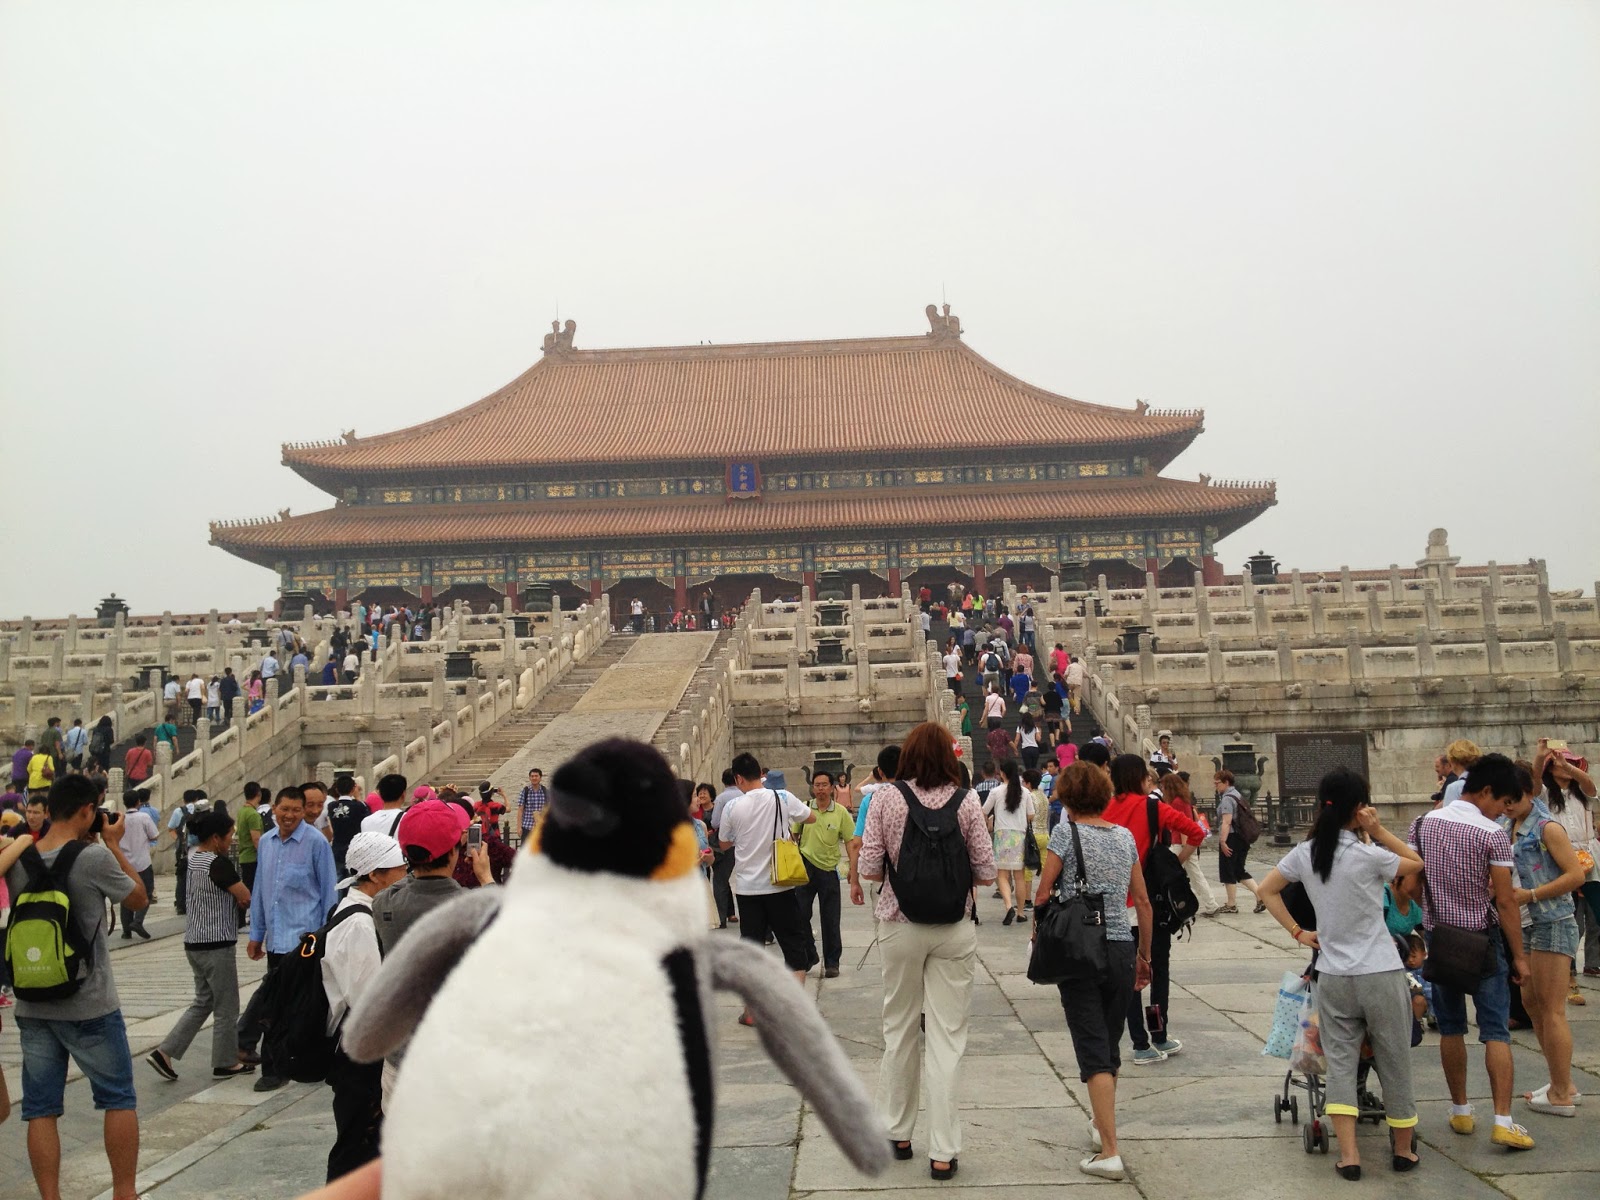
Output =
[{"x1": 533, "y1": 738, "x2": 697, "y2": 879}]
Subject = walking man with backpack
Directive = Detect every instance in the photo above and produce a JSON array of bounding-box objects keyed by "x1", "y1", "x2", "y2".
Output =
[
  {"x1": 239, "y1": 786, "x2": 339, "y2": 1092},
  {"x1": 4, "y1": 775, "x2": 149, "y2": 1200}
]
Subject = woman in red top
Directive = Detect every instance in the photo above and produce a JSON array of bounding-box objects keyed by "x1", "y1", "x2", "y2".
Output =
[{"x1": 1104, "y1": 755, "x2": 1206, "y2": 1063}]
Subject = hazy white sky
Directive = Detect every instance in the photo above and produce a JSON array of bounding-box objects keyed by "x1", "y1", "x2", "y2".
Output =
[{"x1": 2, "y1": 1, "x2": 1596, "y2": 617}]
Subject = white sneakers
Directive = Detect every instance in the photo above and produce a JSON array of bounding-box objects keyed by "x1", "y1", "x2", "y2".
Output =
[
  {"x1": 1080, "y1": 1154, "x2": 1125, "y2": 1180},
  {"x1": 1083, "y1": 1123, "x2": 1125, "y2": 1178}
]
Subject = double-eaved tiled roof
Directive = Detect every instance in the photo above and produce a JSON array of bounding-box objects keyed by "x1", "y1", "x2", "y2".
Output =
[
  {"x1": 210, "y1": 477, "x2": 1276, "y2": 563},
  {"x1": 282, "y1": 322, "x2": 1203, "y2": 487}
]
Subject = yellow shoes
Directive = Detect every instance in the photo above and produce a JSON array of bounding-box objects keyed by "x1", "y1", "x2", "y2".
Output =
[
  {"x1": 1449, "y1": 1113, "x2": 1475, "y2": 1135},
  {"x1": 1490, "y1": 1122, "x2": 1535, "y2": 1151},
  {"x1": 1569, "y1": 987, "x2": 1587, "y2": 1006}
]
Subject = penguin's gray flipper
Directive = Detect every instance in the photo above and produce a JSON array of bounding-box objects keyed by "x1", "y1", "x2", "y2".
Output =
[
  {"x1": 702, "y1": 938, "x2": 890, "y2": 1176},
  {"x1": 342, "y1": 888, "x2": 503, "y2": 1064}
]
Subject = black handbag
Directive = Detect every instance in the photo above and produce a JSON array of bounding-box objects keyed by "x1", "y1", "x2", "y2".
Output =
[
  {"x1": 1022, "y1": 823, "x2": 1043, "y2": 873},
  {"x1": 1027, "y1": 821, "x2": 1109, "y2": 985},
  {"x1": 1416, "y1": 824, "x2": 1496, "y2": 992}
]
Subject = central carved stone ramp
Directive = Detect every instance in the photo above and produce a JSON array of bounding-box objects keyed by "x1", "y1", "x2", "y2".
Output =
[
  {"x1": 482, "y1": 632, "x2": 719, "y2": 791},
  {"x1": 422, "y1": 636, "x2": 634, "y2": 789},
  {"x1": 649, "y1": 627, "x2": 731, "y2": 762}
]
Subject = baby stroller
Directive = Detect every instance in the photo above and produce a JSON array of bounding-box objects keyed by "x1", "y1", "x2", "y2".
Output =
[{"x1": 1271, "y1": 949, "x2": 1387, "y2": 1154}]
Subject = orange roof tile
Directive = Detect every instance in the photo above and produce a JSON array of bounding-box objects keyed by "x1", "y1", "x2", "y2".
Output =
[
  {"x1": 282, "y1": 321, "x2": 1203, "y2": 486},
  {"x1": 211, "y1": 478, "x2": 1275, "y2": 563}
]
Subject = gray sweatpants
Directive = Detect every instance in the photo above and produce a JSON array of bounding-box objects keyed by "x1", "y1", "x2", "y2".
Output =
[
  {"x1": 159, "y1": 946, "x2": 241, "y2": 1070},
  {"x1": 1317, "y1": 969, "x2": 1416, "y2": 1128}
]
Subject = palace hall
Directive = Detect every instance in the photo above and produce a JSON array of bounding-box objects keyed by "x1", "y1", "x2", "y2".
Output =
[{"x1": 210, "y1": 306, "x2": 1275, "y2": 614}]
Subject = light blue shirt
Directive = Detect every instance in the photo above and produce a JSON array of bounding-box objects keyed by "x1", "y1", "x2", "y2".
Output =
[{"x1": 249, "y1": 819, "x2": 339, "y2": 953}]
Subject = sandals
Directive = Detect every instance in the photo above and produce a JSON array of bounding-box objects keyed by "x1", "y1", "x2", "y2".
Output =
[
  {"x1": 930, "y1": 1157, "x2": 958, "y2": 1180},
  {"x1": 890, "y1": 1140, "x2": 913, "y2": 1160},
  {"x1": 1002, "y1": 907, "x2": 1016, "y2": 926},
  {"x1": 1524, "y1": 1084, "x2": 1578, "y2": 1117}
]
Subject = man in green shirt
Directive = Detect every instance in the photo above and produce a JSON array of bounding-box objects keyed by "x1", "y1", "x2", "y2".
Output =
[
  {"x1": 153, "y1": 718, "x2": 180, "y2": 749},
  {"x1": 795, "y1": 770, "x2": 858, "y2": 978},
  {"x1": 235, "y1": 783, "x2": 264, "y2": 925}
]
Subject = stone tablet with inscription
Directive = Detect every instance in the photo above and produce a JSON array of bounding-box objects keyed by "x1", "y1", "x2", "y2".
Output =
[{"x1": 1275, "y1": 732, "x2": 1370, "y2": 797}]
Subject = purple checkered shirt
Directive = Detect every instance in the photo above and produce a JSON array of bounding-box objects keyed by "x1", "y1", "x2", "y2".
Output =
[
  {"x1": 518, "y1": 784, "x2": 548, "y2": 831},
  {"x1": 1408, "y1": 800, "x2": 1515, "y2": 931}
]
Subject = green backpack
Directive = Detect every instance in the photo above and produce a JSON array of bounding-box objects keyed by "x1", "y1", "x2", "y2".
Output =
[{"x1": 5, "y1": 842, "x2": 94, "y2": 1000}]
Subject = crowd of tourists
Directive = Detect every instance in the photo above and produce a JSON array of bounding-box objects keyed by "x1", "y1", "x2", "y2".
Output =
[{"x1": 0, "y1": 713, "x2": 1595, "y2": 1195}]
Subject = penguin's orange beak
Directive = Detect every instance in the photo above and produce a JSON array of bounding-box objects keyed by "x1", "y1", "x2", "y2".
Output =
[{"x1": 650, "y1": 822, "x2": 703, "y2": 881}]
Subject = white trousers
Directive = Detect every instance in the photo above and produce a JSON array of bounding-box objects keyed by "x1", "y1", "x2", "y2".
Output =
[
  {"x1": 877, "y1": 919, "x2": 977, "y2": 1162},
  {"x1": 1183, "y1": 853, "x2": 1219, "y2": 913}
]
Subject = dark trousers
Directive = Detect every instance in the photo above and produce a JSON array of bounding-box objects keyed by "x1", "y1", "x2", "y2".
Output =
[
  {"x1": 121, "y1": 867, "x2": 155, "y2": 933},
  {"x1": 173, "y1": 848, "x2": 188, "y2": 913},
  {"x1": 1125, "y1": 925, "x2": 1173, "y2": 1049},
  {"x1": 711, "y1": 847, "x2": 736, "y2": 923},
  {"x1": 327, "y1": 1050, "x2": 384, "y2": 1182},
  {"x1": 237, "y1": 951, "x2": 285, "y2": 1062},
  {"x1": 240, "y1": 861, "x2": 258, "y2": 926},
  {"x1": 796, "y1": 856, "x2": 842, "y2": 969}
]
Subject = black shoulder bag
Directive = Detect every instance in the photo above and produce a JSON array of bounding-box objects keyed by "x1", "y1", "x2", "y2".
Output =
[
  {"x1": 1416, "y1": 820, "x2": 1497, "y2": 992},
  {"x1": 1027, "y1": 821, "x2": 1109, "y2": 985}
]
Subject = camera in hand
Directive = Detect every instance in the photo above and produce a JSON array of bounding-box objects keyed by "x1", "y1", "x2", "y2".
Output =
[{"x1": 90, "y1": 807, "x2": 114, "y2": 835}]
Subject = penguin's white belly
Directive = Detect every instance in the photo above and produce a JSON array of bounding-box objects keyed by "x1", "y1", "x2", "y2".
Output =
[{"x1": 381, "y1": 915, "x2": 706, "y2": 1200}]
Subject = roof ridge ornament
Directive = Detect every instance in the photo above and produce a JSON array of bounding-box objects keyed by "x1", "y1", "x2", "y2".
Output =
[
  {"x1": 542, "y1": 319, "x2": 577, "y2": 357},
  {"x1": 924, "y1": 303, "x2": 962, "y2": 341}
]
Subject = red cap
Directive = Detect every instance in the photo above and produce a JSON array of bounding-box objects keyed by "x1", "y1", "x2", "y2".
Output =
[{"x1": 396, "y1": 797, "x2": 470, "y2": 859}]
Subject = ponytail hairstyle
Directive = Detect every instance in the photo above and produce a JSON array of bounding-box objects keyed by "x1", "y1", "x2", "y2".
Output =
[
  {"x1": 1001, "y1": 759, "x2": 1023, "y2": 813},
  {"x1": 1309, "y1": 767, "x2": 1370, "y2": 883}
]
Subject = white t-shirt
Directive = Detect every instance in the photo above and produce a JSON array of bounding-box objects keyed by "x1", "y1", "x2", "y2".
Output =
[
  {"x1": 1276, "y1": 833, "x2": 1402, "y2": 976},
  {"x1": 982, "y1": 788, "x2": 1036, "y2": 834},
  {"x1": 164, "y1": 680, "x2": 181, "y2": 701},
  {"x1": 361, "y1": 808, "x2": 407, "y2": 837},
  {"x1": 942, "y1": 652, "x2": 960, "y2": 679},
  {"x1": 343, "y1": 653, "x2": 359, "y2": 674},
  {"x1": 719, "y1": 787, "x2": 812, "y2": 896},
  {"x1": 186, "y1": 677, "x2": 205, "y2": 700},
  {"x1": 982, "y1": 693, "x2": 1006, "y2": 720}
]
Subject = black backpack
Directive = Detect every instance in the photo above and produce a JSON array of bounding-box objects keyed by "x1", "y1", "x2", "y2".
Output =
[
  {"x1": 884, "y1": 782, "x2": 974, "y2": 924},
  {"x1": 1143, "y1": 796, "x2": 1198, "y2": 937},
  {"x1": 259, "y1": 904, "x2": 367, "y2": 1083}
]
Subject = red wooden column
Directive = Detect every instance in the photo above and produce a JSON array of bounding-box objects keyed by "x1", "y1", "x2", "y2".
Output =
[
  {"x1": 1144, "y1": 556, "x2": 1160, "y2": 581},
  {"x1": 589, "y1": 577, "x2": 603, "y2": 602},
  {"x1": 887, "y1": 567, "x2": 901, "y2": 594},
  {"x1": 1201, "y1": 554, "x2": 1222, "y2": 585},
  {"x1": 674, "y1": 575, "x2": 688, "y2": 610},
  {"x1": 972, "y1": 563, "x2": 986, "y2": 595},
  {"x1": 803, "y1": 570, "x2": 817, "y2": 595},
  {"x1": 334, "y1": 587, "x2": 349, "y2": 611},
  {"x1": 420, "y1": 585, "x2": 434, "y2": 605}
]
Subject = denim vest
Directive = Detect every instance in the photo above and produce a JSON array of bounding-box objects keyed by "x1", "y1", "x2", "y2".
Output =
[{"x1": 1505, "y1": 798, "x2": 1574, "y2": 926}]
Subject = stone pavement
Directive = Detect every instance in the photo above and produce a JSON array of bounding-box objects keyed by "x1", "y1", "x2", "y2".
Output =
[{"x1": 4, "y1": 868, "x2": 1598, "y2": 1199}]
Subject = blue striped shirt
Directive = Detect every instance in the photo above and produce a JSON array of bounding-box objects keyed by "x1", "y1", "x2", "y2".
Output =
[{"x1": 249, "y1": 819, "x2": 339, "y2": 953}]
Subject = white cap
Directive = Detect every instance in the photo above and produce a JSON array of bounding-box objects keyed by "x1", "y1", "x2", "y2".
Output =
[{"x1": 338, "y1": 832, "x2": 405, "y2": 888}]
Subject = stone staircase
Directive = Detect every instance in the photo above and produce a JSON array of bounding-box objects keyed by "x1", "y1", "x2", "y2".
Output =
[
  {"x1": 932, "y1": 618, "x2": 1102, "y2": 747},
  {"x1": 422, "y1": 637, "x2": 633, "y2": 788},
  {"x1": 649, "y1": 628, "x2": 732, "y2": 762}
]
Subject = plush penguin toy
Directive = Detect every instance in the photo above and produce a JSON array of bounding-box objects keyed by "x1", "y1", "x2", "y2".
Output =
[{"x1": 342, "y1": 737, "x2": 889, "y2": 1200}]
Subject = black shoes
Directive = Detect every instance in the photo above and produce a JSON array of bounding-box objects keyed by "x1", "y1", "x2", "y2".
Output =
[
  {"x1": 253, "y1": 1075, "x2": 287, "y2": 1093},
  {"x1": 931, "y1": 1157, "x2": 958, "y2": 1180},
  {"x1": 890, "y1": 1140, "x2": 913, "y2": 1160},
  {"x1": 134, "y1": 927, "x2": 151, "y2": 940},
  {"x1": 824, "y1": 966, "x2": 840, "y2": 978},
  {"x1": 1335, "y1": 1164, "x2": 1361, "y2": 1181},
  {"x1": 1002, "y1": 907, "x2": 1016, "y2": 926},
  {"x1": 214, "y1": 1062, "x2": 257, "y2": 1078}
]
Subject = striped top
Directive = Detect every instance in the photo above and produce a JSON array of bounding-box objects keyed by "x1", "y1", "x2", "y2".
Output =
[{"x1": 184, "y1": 850, "x2": 242, "y2": 950}]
